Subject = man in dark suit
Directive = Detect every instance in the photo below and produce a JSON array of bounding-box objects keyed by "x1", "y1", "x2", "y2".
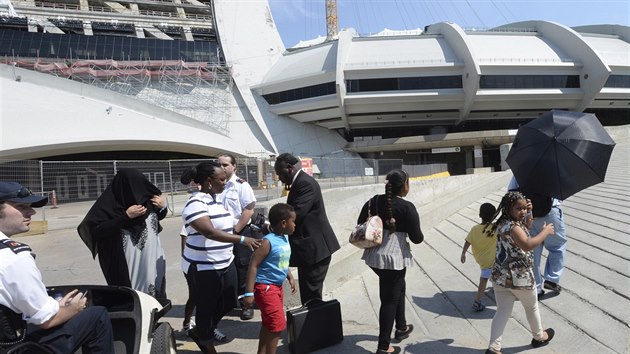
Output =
[{"x1": 274, "y1": 153, "x2": 340, "y2": 304}]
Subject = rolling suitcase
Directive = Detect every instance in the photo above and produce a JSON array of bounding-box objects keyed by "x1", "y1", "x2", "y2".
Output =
[{"x1": 286, "y1": 299, "x2": 343, "y2": 354}]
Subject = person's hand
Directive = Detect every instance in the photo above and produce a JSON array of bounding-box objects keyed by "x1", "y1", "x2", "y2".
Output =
[
  {"x1": 151, "y1": 195, "x2": 166, "y2": 210},
  {"x1": 289, "y1": 277, "x2": 297, "y2": 294},
  {"x1": 126, "y1": 205, "x2": 147, "y2": 219},
  {"x1": 460, "y1": 254, "x2": 466, "y2": 264},
  {"x1": 243, "y1": 237, "x2": 262, "y2": 250},
  {"x1": 242, "y1": 295, "x2": 255, "y2": 309},
  {"x1": 59, "y1": 289, "x2": 87, "y2": 314},
  {"x1": 542, "y1": 222, "x2": 555, "y2": 236},
  {"x1": 526, "y1": 198, "x2": 533, "y2": 213}
]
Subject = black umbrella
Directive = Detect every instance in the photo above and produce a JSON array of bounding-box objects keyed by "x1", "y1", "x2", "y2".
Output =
[{"x1": 506, "y1": 110, "x2": 616, "y2": 200}]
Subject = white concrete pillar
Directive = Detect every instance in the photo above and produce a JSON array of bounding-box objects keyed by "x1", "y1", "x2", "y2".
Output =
[{"x1": 474, "y1": 144, "x2": 483, "y2": 168}]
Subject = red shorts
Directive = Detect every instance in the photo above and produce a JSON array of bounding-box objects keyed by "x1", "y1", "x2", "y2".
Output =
[{"x1": 254, "y1": 283, "x2": 285, "y2": 332}]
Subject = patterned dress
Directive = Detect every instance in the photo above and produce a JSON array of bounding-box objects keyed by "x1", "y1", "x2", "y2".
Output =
[
  {"x1": 490, "y1": 220, "x2": 535, "y2": 289},
  {"x1": 121, "y1": 211, "x2": 166, "y2": 298}
]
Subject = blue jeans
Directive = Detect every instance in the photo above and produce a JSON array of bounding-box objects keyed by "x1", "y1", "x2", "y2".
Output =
[{"x1": 530, "y1": 206, "x2": 567, "y2": 292}]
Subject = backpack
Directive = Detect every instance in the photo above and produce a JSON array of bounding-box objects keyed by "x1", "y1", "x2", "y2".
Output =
[{"x1": 522, "y1": 190, "x2": 553, "y2": 218}]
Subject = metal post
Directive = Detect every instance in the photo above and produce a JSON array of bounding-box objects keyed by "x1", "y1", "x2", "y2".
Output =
[
  {"x1": 39, "y1": 160, "x2": 46, "y2": 221},
  {"x1": 167, "y1": 161, "x2": 174, "y2": 215}
]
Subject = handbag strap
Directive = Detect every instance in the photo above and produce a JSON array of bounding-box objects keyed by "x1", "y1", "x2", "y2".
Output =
[{"x1": 366, "y1": 195, "x2": 378, "y2": 221}]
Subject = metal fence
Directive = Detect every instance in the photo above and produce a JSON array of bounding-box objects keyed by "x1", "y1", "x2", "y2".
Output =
[{"x1": 0, "y1": 157, "x2": 408, "y2": 206}]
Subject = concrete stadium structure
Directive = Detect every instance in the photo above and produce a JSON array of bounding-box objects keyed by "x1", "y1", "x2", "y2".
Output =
[{"x1": 1, "y1": 0, "x2": 629, "y2": 173}]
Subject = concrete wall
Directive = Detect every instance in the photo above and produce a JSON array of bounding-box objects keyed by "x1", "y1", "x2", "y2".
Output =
[{"x1": 258, "y1": 169, "x2": 513, "y2": 295}]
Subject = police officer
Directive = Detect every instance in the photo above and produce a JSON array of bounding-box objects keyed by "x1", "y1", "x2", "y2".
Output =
[
  {"x1": 217, "y1": 154, "x2": 257, "y2": 321},
  {"x1": 0, "y1": 181, "x2": 114, "y2": 353}
]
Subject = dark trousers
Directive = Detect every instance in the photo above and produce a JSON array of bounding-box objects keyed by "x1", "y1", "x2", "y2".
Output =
[
  {"x1": 186, "y1": 262, "x2": 238, "y2": 341},
  {"x1": 297, "y1": 256, "x2": 331, "y2": 304},
  {"x1": 233, "y1": 227, "x2": 261, "y2": 296},
  {"x1": 371, "y1": 267, "x2": 407, "y2": 351},
  {"x1": 28, "y1": 306, "x2": 114, "y2": 354}
]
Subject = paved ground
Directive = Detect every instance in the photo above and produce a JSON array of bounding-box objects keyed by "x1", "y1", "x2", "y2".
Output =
[{"x1": 15, "y1": 136, "x2": 629, "y2": 354}]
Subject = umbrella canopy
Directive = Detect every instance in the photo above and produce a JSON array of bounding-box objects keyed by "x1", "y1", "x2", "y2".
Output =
[{"x1": 506, "y1": 110, "x2": 616, "y2": 200}]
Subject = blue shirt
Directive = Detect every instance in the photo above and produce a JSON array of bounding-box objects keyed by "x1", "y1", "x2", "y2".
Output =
[{"x1": 255, "y1": 232, "x2": 291, "y2": 285}]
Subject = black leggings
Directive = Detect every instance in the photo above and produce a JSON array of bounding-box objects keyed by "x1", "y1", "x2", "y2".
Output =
[
  {"x1": 371, "y1": 267, "x2": 407, "y2": 350},
  {"x1": 186, "y1": 261, "x2": 238, "y2": 341}
]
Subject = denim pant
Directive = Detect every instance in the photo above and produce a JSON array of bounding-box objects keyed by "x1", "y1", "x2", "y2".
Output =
[
  {"x1": 529, "y1": 206, "x2": 567, "y2": 292},
  {"x1": 489, "y1": 285, "x2": 544, "y2": 352}
]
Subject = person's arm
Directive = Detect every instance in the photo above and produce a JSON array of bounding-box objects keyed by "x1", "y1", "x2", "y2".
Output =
[
  {"x1": 287, "y1": 268, "x2": 297, "y2": 295},
  {"x1": 461, "y1": 241, "x2": 471, "y2": 263},
  {"x1": 93, "y1": 204, "x2": 147, "y2": 236},
  {"x1": 190, "y1": 216, "x2": 261, "y2": 250},
  {"x1": 40, "y1": 290, "x2": 87, "y2": 329},
  {"x1": 234, "y1": 202, "x2": 255, "y2": 235},
  {"x1": 405, "y1": 203, "x2": 424, "y2": 244},
  {"x1": 511, "y1": 222, "x2": 554, "y2": 252},
  {"x1": 356, "y1": 200, "x2": 369, "y2": 224},
  {"x1": 242, "y1": 239, "x2": 270, "y2": 308},
  {"x1": 289, "y1": 179, "x2": 316, "y2": 224}
]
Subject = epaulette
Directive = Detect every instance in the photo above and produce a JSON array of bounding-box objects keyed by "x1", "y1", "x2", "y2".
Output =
[
  {"x1": 0, "y1": 239, "x2": 32, "y2": 254},
  {"x1": 236, "y1": 178, "x2": 247, "y2": 184}
]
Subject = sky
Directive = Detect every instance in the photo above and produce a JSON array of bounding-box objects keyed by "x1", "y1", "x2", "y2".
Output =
[{"x1": 267, "y1": 0, "x2": 630, "y2": 48}]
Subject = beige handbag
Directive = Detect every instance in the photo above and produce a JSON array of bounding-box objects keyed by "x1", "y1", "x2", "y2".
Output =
[{"x1": 349, "y1": 196, "x2": 383, "y2": 249}]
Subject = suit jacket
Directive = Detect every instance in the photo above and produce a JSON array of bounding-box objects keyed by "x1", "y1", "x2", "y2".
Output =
[{"x1": 286, "y1": 171, "x2": 340, "y2": 267}]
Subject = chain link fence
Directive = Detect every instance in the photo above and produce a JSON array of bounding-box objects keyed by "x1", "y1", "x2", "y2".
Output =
[{"x1": 0, "y1": 157, "x2": 412, "y2": 206}]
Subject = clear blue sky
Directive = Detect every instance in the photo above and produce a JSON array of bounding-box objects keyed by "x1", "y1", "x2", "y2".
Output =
[{"x1": 268, "y1": 0, "x2": 630, "y2": 48}]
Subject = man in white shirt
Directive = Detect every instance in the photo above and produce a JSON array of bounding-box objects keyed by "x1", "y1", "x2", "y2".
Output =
[
  {"x1": 0, "y1": 181, "x2": 114, "y2": 353},
  {"x1": 217, "y1": 154, "x2": 257, "y2": 320}
]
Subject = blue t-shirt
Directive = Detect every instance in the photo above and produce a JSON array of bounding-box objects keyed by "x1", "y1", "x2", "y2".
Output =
[{"x1": 255, "y1": 232, "x2": 291, "y2": 285}]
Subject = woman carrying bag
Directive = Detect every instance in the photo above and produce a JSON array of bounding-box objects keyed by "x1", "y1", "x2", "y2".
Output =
[{"x1": 356, "y1": 169, "x2": 425, "y2": 354}]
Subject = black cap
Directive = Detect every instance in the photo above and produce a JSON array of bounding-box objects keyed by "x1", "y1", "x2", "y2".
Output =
[{"x1": 0, "y1": 182, "x2": 48, "y2": 208}]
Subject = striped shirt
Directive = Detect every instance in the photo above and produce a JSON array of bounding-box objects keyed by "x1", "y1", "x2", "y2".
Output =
[{"x1": 181, "y1": 191, "x2": 234, "y2": 272}]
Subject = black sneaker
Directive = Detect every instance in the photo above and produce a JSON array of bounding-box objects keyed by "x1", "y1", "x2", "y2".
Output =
[
  {"x1": 537, "y1": 290, "x2": 545, "y2": 300},
  {"x1": 543, "y1": 280, "x2": 562, "y2": 293},
  {"x1": 393, "y1": 324, "x2": 414, "y2": 342},
  {"x1": 241, "y1": 307, "x2": 254, "y2": 320}
]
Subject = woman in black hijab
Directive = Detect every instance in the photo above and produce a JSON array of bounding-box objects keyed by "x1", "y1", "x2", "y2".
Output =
[{"x1": 78, "y1": 168, "x2": 168, "y2": 298}]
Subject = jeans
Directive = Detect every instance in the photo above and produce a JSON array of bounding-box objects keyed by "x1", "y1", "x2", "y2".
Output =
[
  {"x1": 530, "y1": 206, "x2": 567, "y2": 292},
  {"x1": 489, "y1": 285, "x2": 544, "y2": 352},
  {"x1": 371, "y1": 267, "x2": 407, "y2": 351}
]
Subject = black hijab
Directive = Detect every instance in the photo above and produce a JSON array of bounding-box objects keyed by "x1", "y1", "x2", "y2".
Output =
[{"x1": 78, "y1": 168, "x2": 163, "y2": 258}]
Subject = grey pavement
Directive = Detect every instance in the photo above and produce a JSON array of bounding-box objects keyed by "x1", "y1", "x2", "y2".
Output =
[{"x1": 15, "y1": 133, "x2": 629, "y2": 354}]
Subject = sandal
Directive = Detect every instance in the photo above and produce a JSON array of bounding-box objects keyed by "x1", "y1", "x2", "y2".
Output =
[
  {"x1": 376, "y1": 346, "x2": 401, "y2": 354},
  {"x1": 472, "y1": 300, "x2": 486, "y2": 312}
]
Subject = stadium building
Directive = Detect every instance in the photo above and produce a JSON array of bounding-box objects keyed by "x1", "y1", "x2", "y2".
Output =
[{"x1": 1, "y1": 0, "x2": 628, "y2": 174}]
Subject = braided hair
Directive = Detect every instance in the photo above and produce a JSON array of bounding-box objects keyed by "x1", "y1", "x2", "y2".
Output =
[
  {"x1": 484, "y1": 191, "x2": 527, "y2": 236},
  {"x1": 180, "y1": 161, "x2": 222, "y2": 185},
  {"x1": 384, "y1": 169, "x2": 408, "y2": 232}
]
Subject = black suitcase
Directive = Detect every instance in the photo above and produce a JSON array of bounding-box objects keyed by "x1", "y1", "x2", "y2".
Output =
[{"x1": 286, "y1": 299, "x2": 343, "y2": 354}]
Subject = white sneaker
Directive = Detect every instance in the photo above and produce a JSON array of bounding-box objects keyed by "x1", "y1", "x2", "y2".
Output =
[{"x1": 213, "y1": 328, "x2": 231, "y2": 343}]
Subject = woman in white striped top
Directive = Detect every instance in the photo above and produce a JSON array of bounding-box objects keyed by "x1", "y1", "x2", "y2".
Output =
[{"x1": 180, "y1": 161, "x2": 261, "y2": 354}]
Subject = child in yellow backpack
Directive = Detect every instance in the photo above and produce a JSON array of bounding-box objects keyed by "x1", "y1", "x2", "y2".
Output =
[{"x1": 460, "y1": 202, "x2": 497, "y2": 311}]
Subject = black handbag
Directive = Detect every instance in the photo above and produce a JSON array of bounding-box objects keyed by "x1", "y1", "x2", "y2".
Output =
[{"x1": 286, "y1": 299, "x2": 343, "y2": 354}]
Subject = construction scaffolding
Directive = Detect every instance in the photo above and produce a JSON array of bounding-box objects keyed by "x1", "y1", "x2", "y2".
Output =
[{"x1": 5, "y1": 58, "x2": 233, "y2": 134}]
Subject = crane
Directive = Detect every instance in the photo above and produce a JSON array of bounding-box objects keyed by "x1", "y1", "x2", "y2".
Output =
[{"x1": 325, "y1": 0, "x2": 338, "y2": 40}]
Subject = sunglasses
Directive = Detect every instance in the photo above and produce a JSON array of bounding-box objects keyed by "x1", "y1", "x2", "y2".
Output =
[{"x1": 14, "y1": 187, "x2": 33, "y2": 198}]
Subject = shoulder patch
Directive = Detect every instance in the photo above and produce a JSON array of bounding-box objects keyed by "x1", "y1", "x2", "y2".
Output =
[
  {"x1": 236, "y1": 178, "x2": 247, "y2": 184},
  {"x1": 0, "y1": 239, "x2": 32, "y2": 254}
]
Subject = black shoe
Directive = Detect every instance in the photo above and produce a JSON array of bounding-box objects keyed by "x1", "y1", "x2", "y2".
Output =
[
  {"x1": 241, "y1": 307, "x2": 254, "y2": 320},
  {"x1": 537, "y1": 289, "x2": 545, "y2": 300},
  {"x1": 393, "y1": 324, "x2": 414, "y2": 342},
  {"x1": 485, "y1": 350, "x2": 502, "y2": 354},
  {"x1": 531, "y1": 328, "x2": 555, "y2": 348},
  {"x1": 543, "y1": 280, "x2": 562, "y2": 293}
]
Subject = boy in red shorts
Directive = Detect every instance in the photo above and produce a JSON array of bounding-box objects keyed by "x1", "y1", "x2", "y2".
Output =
[{"x1": 243, "y1": 203, "x2": 297, "y2": 354}]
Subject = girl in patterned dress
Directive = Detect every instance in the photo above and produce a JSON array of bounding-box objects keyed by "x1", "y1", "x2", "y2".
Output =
[{"x1": 485, "y1": 191, "x2": 555, "y2": 354}]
